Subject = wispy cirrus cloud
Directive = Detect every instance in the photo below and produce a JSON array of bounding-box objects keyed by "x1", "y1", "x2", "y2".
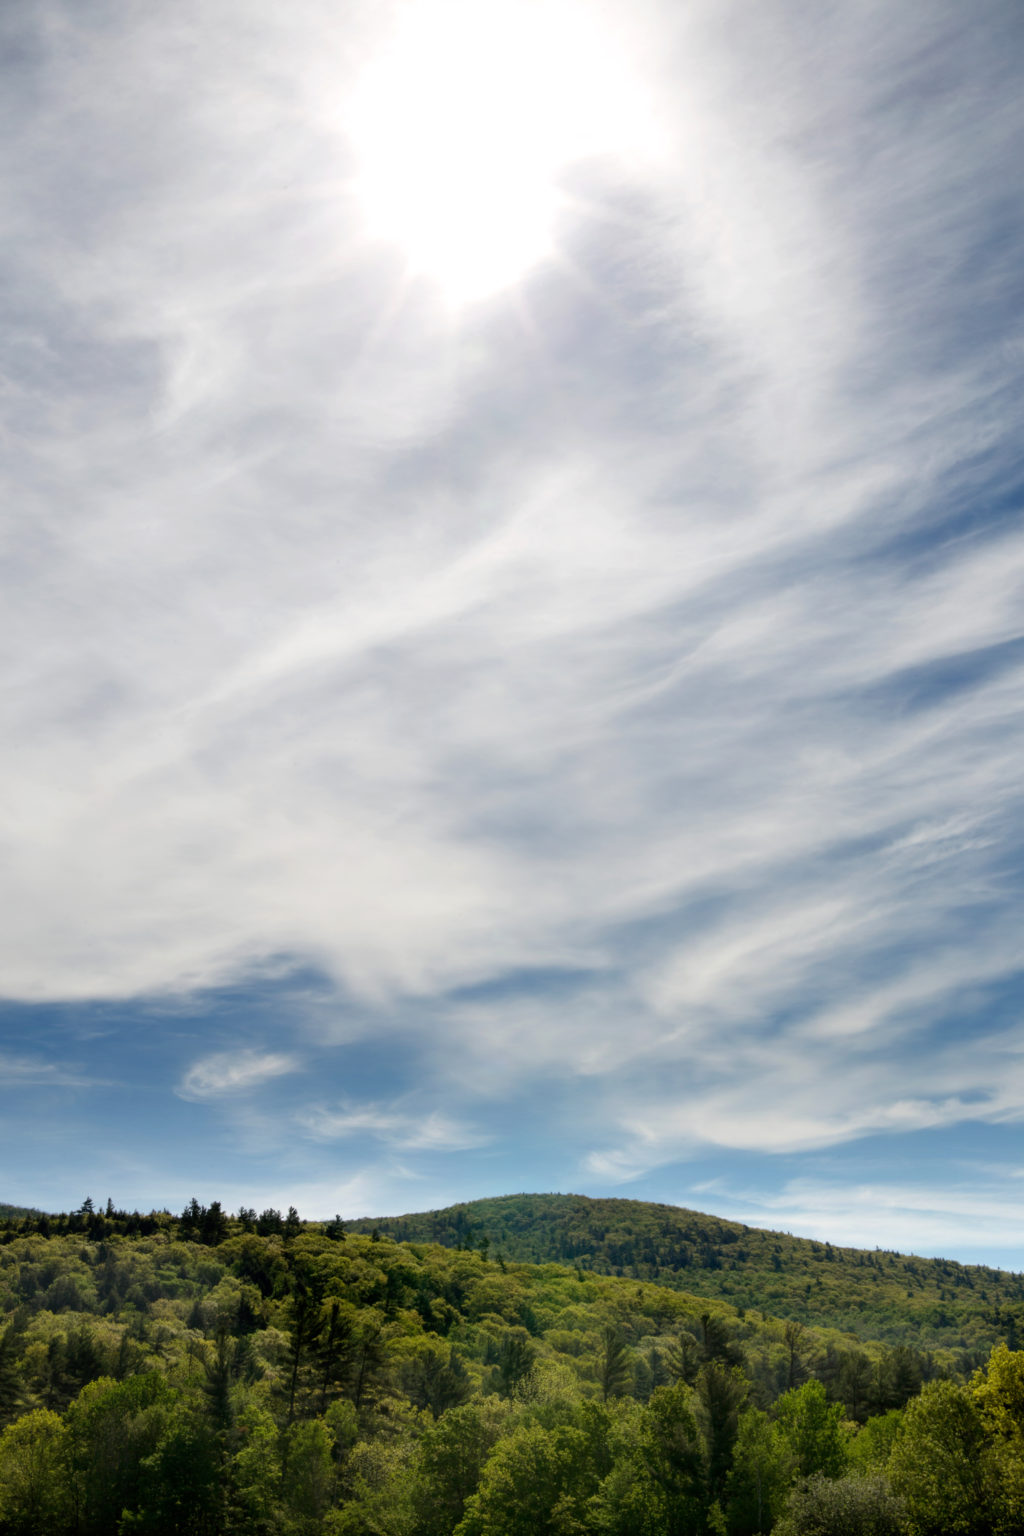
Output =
[
  {"x1": 2, "y1": 0, "x2": 1024, "y2": 1256},
  {"x1": 178, "y1": 1051, "x2": 301, "y2": 1101},
  {"x1": 0, "y1": 1052, "x2": 107, "y2": 1089},
  {"x1": 298, "y1": 1103, "x2": 489, "y2": 1153},
  {"x1": 694, "y1": 1176, "x2": 1024, "y2": 1264}
]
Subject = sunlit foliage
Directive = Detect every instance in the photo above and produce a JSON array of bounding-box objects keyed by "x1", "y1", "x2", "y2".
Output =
[{"x1": 1, "y1": 1198, "x2": 1023, "y2": 1533}]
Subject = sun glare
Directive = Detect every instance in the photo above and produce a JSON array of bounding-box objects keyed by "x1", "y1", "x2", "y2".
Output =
[{"x1": 347, "y1": 0, "x2": 652, "y2": 304}]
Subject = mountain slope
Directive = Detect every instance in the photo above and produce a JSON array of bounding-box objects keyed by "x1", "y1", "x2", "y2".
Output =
[
  {"x1": 348, "y1": 1192, "x2": 1024, "y2": 1350},
  {"x1": 2, "y1": 1218, "x2": 1018, "y2": 1533},
  {"x1": 0, "y1": 1201, "x2": 45, "y2": 1221}
]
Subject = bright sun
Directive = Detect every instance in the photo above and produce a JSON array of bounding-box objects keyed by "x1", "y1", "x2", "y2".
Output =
[{"x1": 347, "y1": 0, "x2": 651, "y2": 305}]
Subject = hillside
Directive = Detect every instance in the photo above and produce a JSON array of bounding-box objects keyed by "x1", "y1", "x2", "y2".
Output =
[
  {"x1": 348, "y1": 1192, "x2": 1024, "y2": 1353},
  {"x1": 3, "y1": 1202, "x2": 1024, "y2": 1533},
  {"x1": 0, "y1": 1202, "x2": 44, "y2": 1221}
]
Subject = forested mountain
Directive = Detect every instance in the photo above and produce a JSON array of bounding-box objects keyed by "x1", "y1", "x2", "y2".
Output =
[
  {"x1": 348, "y1": 1193, "x2": 1024, "y2": 1352},
  {"x1": 0, "y1": 1204, "x2": 44, "y2": 1223},
  {"x1": 2, "y1": 1200, "x2": 1024, "y2": 1534}
]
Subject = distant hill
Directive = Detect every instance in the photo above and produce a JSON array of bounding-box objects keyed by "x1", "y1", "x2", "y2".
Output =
[
  {"x1": 0, "y1": 1201, "x2": 45, "y2": 1221},
  {"x1": 348, "y1": 1192, "x2": 1024, "y2": 1351},
  {"x1": 3, "y1": 1216, "x2": 1016, "y2": 1531}
]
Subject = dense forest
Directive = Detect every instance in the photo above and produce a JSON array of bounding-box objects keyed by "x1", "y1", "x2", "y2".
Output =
[
  {"x1": 349, "y1": 1193, "x2": 1024, "y2": 1352},
  {"x1": 2, "y1": 1197, "x2": 1024, "y2": 1534}
]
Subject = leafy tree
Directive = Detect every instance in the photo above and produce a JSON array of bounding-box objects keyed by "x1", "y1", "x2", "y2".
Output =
[
  {"x1": 846, "y1": 1408, "x2": 903, "y2": 1473},
  {"x1": 414, "y1": 1399, "x2": 508, "y2": 1536},
  {"x1": 970, "y1": 1343, "x2": 1024, "y2": 1530},
  {"x1": 594, "y1": 1398, "x2": 671, "y2": 1536},
  {"x1": 640, "y1": 1383, "x2": 708, "y2": 1536},
  {"x1": 495, "y1": 1327, "x2": 536, "y2": 1398},
  {"x1": 725, "y1": 1407, "x2": 794, "y2": 1535},
  {"x1": 281, "y1": 1418, "x2": 336, "y2": 1531},
  {"x1": 455, "y1": 1421, "x2": 598, "y2": 1536},
  {"x1": 772, "y1": 1379, "x2": 846, "y2": 1480},
  {"x1": 119, "y1": 1409, "x2": 220, "y2": 1536},
  {"x1": 0, "y1": 1320, "x2": 27, "y2": 1426},
  {"x1": 228, "y1": 1402, "x2": 281, "y2": 1531},
  {"x1": 64, "y1": 1373, "x2": 175, "y2": 1536},
  {"x1": 327, "y1": 1434, "x2": 419, "y2": 1536},
  {"x1": 226, "y1": 1234, "x2": 282, "y2": 1298},
  {"x1": 888, "y1": 1378, "x2": 991, "y2": 1535},
  {"x1": 0, "y1": 1408, "x2": 71, "y2": 1536},
  {"x1": 872, "y1": 1344, "x2": 925, "y2": 1412},
  {"x1": 972, "y1": 1341, "x2": 1024, "y2": 1429},
  {"x1": 773, "y1": 1472, "x2": 906, "y2": 1536}
]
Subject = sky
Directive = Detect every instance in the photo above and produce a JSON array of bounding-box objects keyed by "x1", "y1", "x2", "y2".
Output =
[{"x1": 3, "y1": 0, "x2": 1024, "y2": 1268}]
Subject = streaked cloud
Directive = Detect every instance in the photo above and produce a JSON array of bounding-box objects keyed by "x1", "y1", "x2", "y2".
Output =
[
  {"x1": 179, "y1": 1050, "x2": 301, "y2": 1101},
  {"x1": 702, "y1": 1176, "x2": 1024, "y2": 1263},
  {"x1": 0, "y1": 1052, "x2": 106, "y2": 1089},
  {"x1": 2, "y1": 0, "x2": 1023, "y2": 1259},
  {"x1": 298, "y1": 1103, "x2": 490, "y2": 1152}
]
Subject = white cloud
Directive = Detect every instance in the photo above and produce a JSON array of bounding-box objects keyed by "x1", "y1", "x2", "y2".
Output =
[
  {"x1": 178, "y1": 1050, "x2": 301, "y2": 1100},
  {"x1": 297, "y1": 1103, "x2": 489, "y2": 1152},
  {"x1": 0, "y1": 1052, "x2": 106, "y2": 1088},
  {"x1": 2, "y1": 0, "x2": 1023, "y2": 1248},
  {"x1": 581, "y1": 1020, "x2": 1024, "y2": 1180},
  {"x1": 705, "y1": 1178, "x2": 1024, "y2": 1262}
]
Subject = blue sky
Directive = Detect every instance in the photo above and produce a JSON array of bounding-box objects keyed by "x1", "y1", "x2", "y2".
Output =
[{"x1": 3, "y1": 0, "x2": 1024, "y2": 1267}]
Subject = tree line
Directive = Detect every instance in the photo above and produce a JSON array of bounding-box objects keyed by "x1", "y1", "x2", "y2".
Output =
[
  {"x1": 347, "y1": 1192, "x2": 1024, "y2": 1353},
  {"x1": 0, "y1": 1204, "x2": 1023, "y2": 1533}
]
